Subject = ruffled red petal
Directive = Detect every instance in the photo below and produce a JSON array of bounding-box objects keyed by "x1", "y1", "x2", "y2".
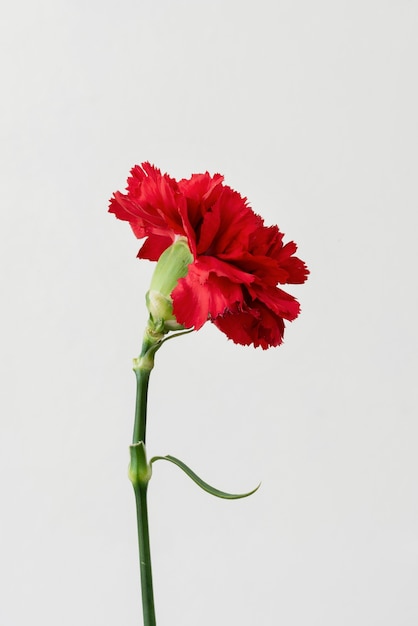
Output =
[
  {"x1": 172, "y1": 258, "x2": 252, "y2": 329},
  {"x1": 137, "y1": 235, "x2": 174, "y2": 261},
  {"x1": 214, "y1": 303, "x2": 286, "y2": 349},
  {"x1": 109, "y1": 162, "x2": 187, "y2": 247},
  {"x1": 213, "y1": 282, "x2": 300, "y2": 349}
]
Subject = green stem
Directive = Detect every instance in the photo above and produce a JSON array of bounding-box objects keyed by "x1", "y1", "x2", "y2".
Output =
[
  {"x1": 131, "y1": 333, "x2": 159, "y2": 626},
  {"x1": 133, "y1": 367, "x2": 151, "y2": 444},
  {"x1": 133, "y1": 484, "x2": 156, "y2": 626},
  {"x1": 130, "y1": 326, "x2": 188, "y2": 625}
]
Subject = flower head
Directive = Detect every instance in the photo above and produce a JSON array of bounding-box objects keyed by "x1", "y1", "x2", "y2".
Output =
[{"x1": 109, "y1": 162, "x2": 308, "y2": 349}]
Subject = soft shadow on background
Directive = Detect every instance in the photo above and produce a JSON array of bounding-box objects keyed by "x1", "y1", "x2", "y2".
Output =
[{"x1": 1, "y1": 1, "x2": 417, "y2": 625}]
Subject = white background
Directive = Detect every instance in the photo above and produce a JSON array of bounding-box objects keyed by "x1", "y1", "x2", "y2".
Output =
[{"x1": 1, "y1": 1, "x2": 417, "y2": 625}]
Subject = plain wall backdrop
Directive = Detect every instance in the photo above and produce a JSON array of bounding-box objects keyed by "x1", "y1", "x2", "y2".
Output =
[{"x1": 1, "y1": 1, "x2": 417, "y2": 625}]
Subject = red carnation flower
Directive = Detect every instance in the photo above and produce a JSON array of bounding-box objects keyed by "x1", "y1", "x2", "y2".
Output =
[{"x1": 109, "y1": 163, "x2": 308, "y2": 349}]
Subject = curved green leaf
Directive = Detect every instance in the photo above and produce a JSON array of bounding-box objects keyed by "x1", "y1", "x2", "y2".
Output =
[{"x1": 150, "y1": 454, "x2": 260, "y2": 500}]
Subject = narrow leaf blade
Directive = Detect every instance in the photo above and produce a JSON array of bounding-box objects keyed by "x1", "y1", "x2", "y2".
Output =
[{"x1": 150, "y1": 454, "x2": 260, "y2": 500}]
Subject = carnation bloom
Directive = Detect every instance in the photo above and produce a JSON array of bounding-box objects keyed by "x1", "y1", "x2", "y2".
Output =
[{"x1": 109, "y1": 162, "x2": 308, "y2": 349}]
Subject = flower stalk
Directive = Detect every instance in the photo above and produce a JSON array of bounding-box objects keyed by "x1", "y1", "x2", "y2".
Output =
[
  {"x1": 132, "y1": 484, "x2": 155, "y2": 626},
  {"x1": 129, "y1": 331, "x2": 161, "y2": 626},
  {"x1": 132, "y1": 368, "x2": 151, "y2": 445}
]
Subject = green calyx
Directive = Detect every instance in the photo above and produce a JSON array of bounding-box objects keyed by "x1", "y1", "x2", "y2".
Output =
[
  {"x1": 149, "y1": 238, "x2": 193, "y2": 296},
  {"x1": 146, "y1": 239, "x2": 193, "y2": 333}
]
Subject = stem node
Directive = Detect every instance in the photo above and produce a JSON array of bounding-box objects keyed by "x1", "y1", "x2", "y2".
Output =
[{"x1": 129, "y1": 442, "x2": 152, "y2": 488}]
